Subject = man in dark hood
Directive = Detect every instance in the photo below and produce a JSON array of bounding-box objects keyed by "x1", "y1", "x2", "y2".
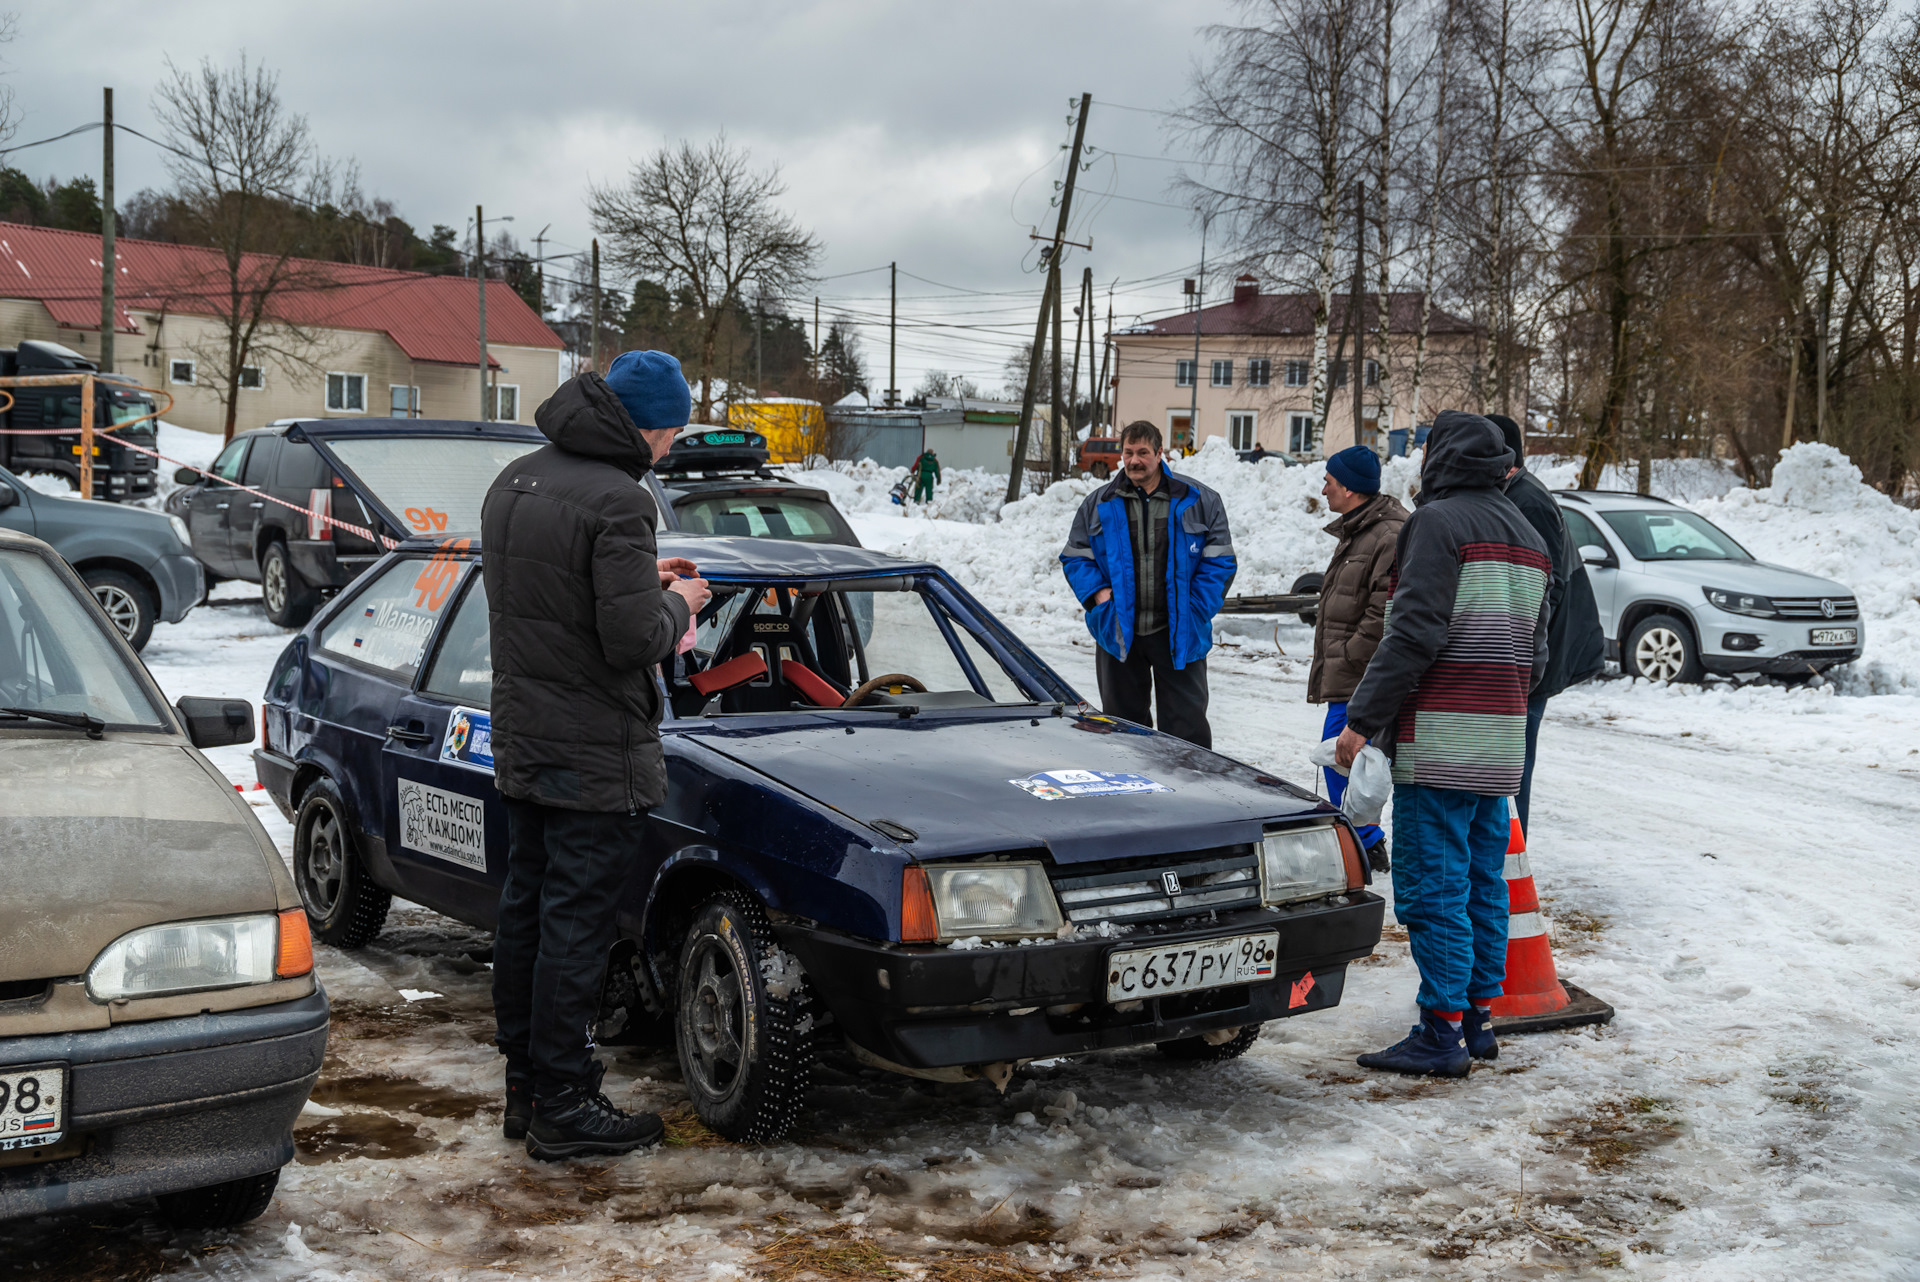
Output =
[
  {"x1": 1335, "y1": 411, "x2": 1550, "y2": 1077},
  {"x1": 482, "y1": 350, "x2": 710, "y2": 1160},
  {"x1": 1487, "y1": 414, "x2": 1606, "y2": 833}
]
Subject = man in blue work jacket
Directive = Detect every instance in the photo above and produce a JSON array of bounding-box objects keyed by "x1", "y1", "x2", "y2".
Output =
[{"x1": 1060, "y1": 420, "x2": 1238, "y2": 748}]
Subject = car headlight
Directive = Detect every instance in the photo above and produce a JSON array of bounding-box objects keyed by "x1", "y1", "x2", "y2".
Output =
[
  {"x1": 86, "y1": 910, "x2": 312, "y2": 1000},
  {"x1": 1260, "y1": 825, "x2": 1353, "y2": 905},
  {"x1": 167, "y1": 514, "x2": 192, "y2": 549},
  {"x1": 1703, "y1": 586, "x2": 1777, "y2": 618},
  {"x1": 921, "y1": 862, "x2": 1063, "y2": 940}
]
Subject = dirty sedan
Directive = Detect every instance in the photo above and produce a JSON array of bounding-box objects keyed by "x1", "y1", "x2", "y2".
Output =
[{"x1": 255, "y1": 534, "x2": 1382, "y2": 1141}]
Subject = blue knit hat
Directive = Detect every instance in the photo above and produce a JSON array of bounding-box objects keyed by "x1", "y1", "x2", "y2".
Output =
[
  {"x1": 1326, "y1": 444, "x2": 1381, "y2": 495},
  {"x1": 604, "y1": 350, "x2": 691, "y2": 432}
]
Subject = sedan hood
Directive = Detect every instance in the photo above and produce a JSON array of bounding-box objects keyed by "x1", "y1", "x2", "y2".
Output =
[
  {"x1": 682, "y1": 711, "x2": 1326, "y2": 863},
  {"x1": 1639, "y1": 558, "x2": 1851, "y2": 598},
  {"x1": 0, "y1": 738, "x2": 285, "y2": 982}
]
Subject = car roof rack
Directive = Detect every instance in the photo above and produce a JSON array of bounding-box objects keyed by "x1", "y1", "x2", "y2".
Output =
[{"x1": 1556, "y1": 489, "x2": 1675, "y2": 505}]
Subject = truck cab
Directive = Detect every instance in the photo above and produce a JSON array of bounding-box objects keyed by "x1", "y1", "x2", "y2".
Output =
[{"x1": 0, "y1": 341, "x2": 159, "y2": 502}]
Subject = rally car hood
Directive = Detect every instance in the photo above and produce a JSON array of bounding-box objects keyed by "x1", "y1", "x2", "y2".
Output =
[{"x1": 679, "y1": 710, "x2": 1327, "y2": 863}]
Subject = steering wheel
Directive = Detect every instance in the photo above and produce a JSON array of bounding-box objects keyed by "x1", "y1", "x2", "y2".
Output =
[{"x1": 842, "y1": 673, "x2": 927, "y2": 708}]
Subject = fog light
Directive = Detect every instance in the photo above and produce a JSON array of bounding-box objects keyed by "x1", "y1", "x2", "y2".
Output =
[{"x1": 1722, "y1": 632, "x2": 1761, "y2": 651}]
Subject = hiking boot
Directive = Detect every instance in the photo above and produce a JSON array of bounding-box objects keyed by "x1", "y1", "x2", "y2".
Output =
[
  {"x1": 1365, "y1": 838, "x2": 1391, "y2": 874},
  {"x1": 526, "y1": 1082, "x2": 664, "y2": 1162},
  {"x1": 1357, "y1": 1011, "x2": 1471, "y2": 1078},
  {"x1": 502, "y1": 1072, "x2": 533, "y2": 1140},
  {"x1": 1463, "y1": 1006, "x2": 1499, "y2": 1061}
]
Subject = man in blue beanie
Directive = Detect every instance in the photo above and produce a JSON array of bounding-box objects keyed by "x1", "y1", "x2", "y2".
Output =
[
  {"x1": 483, "y1": 351, "x2": 711, "y2": 1159},
  {"x1": 1308, "y1": 445, "x2": 1406, "y2": 873}
]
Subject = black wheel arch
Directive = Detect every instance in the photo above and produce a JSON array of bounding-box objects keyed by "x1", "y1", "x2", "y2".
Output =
[
  {"x1": 640, "y1": 853, "x2": 768, "y2": 998},
  {"x1": 1616, "y1": 599, "x2": 1699, "y2": 652},
  {"x1": 73, "y1": 556, "x2": 160, "y2": 606}
]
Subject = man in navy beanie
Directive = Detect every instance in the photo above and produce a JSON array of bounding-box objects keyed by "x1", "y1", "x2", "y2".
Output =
[
  {"x1": 1308, "y1": 445, "x2": 1407, "y2": 873},
  {"x1": 483, "y1": 351, "x2": 710, "y2": 1159}
]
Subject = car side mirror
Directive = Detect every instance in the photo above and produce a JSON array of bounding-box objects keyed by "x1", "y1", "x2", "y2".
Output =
[
  {"x1": 1578, "y1": 544, "x2": 1612, "y2": 565},
  {"x1": 173, "y1": 466, "x2": 201, "y2": 486},
  {"x1": 0, "y1": 485, "x2": 16, "y2": 509},
  {"x1": 175, "y1": 696, "x2": 254, "y2": 749}
]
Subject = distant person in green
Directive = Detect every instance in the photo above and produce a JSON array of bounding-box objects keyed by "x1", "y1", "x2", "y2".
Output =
[{"x1": 910, "y1": 448, "x2": 941, "y2": 502}]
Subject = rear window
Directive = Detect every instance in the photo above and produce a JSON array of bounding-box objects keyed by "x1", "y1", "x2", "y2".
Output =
[
  {"x1": 319, "y1": 549, "x2": 469, "y2": 677},
  {"x1": 323, "y1": 436, "x2": 542, "y2": 537},
  {"x1": 675, "y1": 493, "x2": 848, "y2": 544},
  {"x1": 1085, "y1": 441, "x2": 1119, "y2": 454}
]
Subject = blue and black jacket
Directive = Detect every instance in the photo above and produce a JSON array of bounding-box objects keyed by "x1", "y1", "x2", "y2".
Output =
[{"x1": 1059, "y1": 463, "x2": 1237, "y2": 669}]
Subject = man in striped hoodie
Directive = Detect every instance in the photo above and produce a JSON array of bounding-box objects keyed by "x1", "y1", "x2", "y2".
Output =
[{"x1": 1335, "y1": 411, "x2": 1550, "y2": 1077}]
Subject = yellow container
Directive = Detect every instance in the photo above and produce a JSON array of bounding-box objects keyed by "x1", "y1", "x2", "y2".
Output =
[{"x1": 728, "y1": 398, "x2": 827, "y2": 464}]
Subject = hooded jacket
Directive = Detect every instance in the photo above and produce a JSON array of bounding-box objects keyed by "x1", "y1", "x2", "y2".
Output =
[
  {"x1": 1345, "y1": 412, "x2": 1550, "y2": 796},
  {"x1": 1309, "y1": 492, "x2": 1410, "y2": 703},
  {"x1": 481, "y1": 373, "x2": 691, "y2": 813},
  {"x1": 1493, "y1": 418, "x2": 1606, "y2": 699}
]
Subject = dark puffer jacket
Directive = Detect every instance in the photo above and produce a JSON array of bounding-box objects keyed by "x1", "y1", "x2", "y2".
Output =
[
  {"x1": 1308, "y1": 492, "x2": 1410, "y2": 703},
  {"x1": 482, "y1": 374, "x2": 691, "y2": 813}
]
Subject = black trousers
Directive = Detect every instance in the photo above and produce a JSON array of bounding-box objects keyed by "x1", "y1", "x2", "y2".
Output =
[
  {"x1": 1096, "y1": 629, "x2": 1212, "y2": 748},
  {"x1": 493, "y1": 798, "x2": 647, "y2": 1097}
]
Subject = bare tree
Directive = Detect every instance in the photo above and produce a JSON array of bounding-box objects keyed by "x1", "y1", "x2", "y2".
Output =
[
  {"x1": 153, "y1": 55, "x2": 338, "y2": 441},
  {"x1": 590, "y1": 136, "x2": 820, "y2": 423}
]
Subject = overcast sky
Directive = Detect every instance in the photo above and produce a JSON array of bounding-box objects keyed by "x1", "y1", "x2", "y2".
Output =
[{"x1": 7, "y1": 0, "x2": 1239, "y2": 396}]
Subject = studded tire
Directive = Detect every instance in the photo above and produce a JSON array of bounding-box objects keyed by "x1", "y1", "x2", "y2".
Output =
[
  {"x1": 673, "y1": 893, "x2": 812, "y2": 1143},
  {"x1": 1157, "y1": 1023, "x2": 1262, "y2": 1062},
  {"x1": 294, "y1": 776, "x2": 390, "y2": 948}
]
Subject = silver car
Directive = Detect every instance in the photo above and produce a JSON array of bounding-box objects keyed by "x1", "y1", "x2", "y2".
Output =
[{"x1": 1555, "y1": 491, "x2": 1863, "y2": 684}]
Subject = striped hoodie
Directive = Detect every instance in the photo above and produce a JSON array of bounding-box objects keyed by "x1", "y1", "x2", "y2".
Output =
[{"x1": 1345, "y1": 412, "x2": 1551, "y2": 796}]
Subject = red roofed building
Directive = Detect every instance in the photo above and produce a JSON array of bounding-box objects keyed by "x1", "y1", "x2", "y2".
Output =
[
  {"x1": 0, "y1": 221, "x2": 565, "y2": 437},
  {"x1": 1110, "y1": 276, "x2": 1497, "y2": 459}
]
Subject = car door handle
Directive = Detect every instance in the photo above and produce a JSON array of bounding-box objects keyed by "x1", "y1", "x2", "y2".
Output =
[
  {"x1": 248, "y1": 501, "x2": 265, "y2": 509},
  {"x1": 386, "y1": 723, "x2": 432, "y2": 744},
  {"x1": 216, "y1": 502, "x2": 229, "y2": 510}
]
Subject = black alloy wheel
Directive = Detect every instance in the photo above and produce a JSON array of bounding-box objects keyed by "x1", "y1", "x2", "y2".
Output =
[
  {"x1": 674, "y1": 894, "x2": 813, "y2": 1142},
  {"x1": 1158, "y1": 1024, "x2": 1262, "y2": 1062},
  {"x1": 294, "y1": 777, "x2": 390, "y2": 947},
  {"x1": 81, "y1": 567, "x2": 156, "y2": 651},
  {"x1": 260, "y1": 540, "x2": 320, "y2": 628}
]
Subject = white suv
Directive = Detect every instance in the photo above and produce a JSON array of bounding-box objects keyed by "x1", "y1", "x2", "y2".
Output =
[{"x1": 1555, "y1": 491, "x2": 1864, "y2": 684}]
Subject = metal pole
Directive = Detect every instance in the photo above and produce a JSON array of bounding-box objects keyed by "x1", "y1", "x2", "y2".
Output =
[
  {"x1": 99, "y1": 88, "x2": 115, "y2": 376},
  {"x1": 755, "y1": 294, "x2": 764, "y2": 395},
  {"x1": 1350, "y1": 182, "x2": 1367, "y2": 447},
  {"x1": 1006, "y1": 92, "x2": 1092, "y2": 504},
  {"x1": 813, "y1": 296, "x2": 820, "y2": 381},
  {"x1": 590, "y1": 239, "x2": 602, "y2": 375},
  {"x1": 79, "y1": 373, "x2": 94, "y2": 500},
  {"x1": 1097, "y1": 290, "x2": 1114, "y2": 433},
  {"x1": 887, "y1": 261, "x2": 897, "y2": 407},
  {"x1": 1187, "y1": 213, "x2": 1208, "y2": 453},
  {"x1": 1049, "y1": 256, "x2": 1065, "y2": 481},
  {"x1": 476, "y1": 205, "x2": 489, "y2": 419}
]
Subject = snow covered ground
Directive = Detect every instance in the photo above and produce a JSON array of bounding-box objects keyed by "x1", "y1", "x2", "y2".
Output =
[{"x1": 13, "y1": 442, "x2": 1918, "y2": 1280}]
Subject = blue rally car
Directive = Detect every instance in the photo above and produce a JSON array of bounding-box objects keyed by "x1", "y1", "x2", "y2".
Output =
[{"x1": 255, "y1": 533, "x2": 1384, "y2": 1140}]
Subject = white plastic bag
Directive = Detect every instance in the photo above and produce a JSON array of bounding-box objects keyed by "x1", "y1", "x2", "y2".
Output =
[{"x1": 1308, "y1": 737, "x2": 1392, "y2": 826}]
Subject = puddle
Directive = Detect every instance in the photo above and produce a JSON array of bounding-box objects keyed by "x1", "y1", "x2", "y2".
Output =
[
  {"x1": 311, "y1": 1072, "x2": 491, "y2": 1119},
  {"x1": 296, "y1": 1112, "x2": 437, "y2": 1164}
]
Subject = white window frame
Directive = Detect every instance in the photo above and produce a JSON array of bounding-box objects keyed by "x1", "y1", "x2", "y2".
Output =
[
  {"x1": 238, "y1": 364, "x2": 265, "y2": 390},
  {"x1": 169, "y1": 358, "x2": 196, "y2": 386},
  {"x1": 1246, "y1": 358, "x2": 1271, "y2": 388},
  {"x1": 1227, "y1": 411, "x2": 1257, "y2": 451},
  {"x1": 389, "y1": 384, "x2": 421, "y2": 418},
  {"x1": 1289, "y1": 413, "x2": 1314, "y2": 454},
  {"x1": 1210, "y1": 359, "x2": 1233, "y2": 388},
  {"x1": 487, "y1": 383, "x2": 521, "y2": 422},
  {"x1": 1284, "y1": 359, "x2": 1309, "y2": 387},
  {"x1": 1174, "y1": 359, "x2": 1195, "y2": 387},
  {"x1": 326, "y1": 371, "x2": 368, "y2": 413}
]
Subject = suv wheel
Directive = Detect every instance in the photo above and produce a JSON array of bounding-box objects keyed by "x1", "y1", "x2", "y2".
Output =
[
  {"x1": 1158, "y1": 1024, "x2": 1262, "y2": 1062},
  {"x1": 81, "y1": 568, "x2": 156, "y2": 651},
  {"x1": 674, "y1": 894, "x2": 812, "y2": 1142},
  {"x1": 295, "y1": 777, "x2": 390, "y2": 947},
  {"x1": 1290, "y1": 571, "x2": 1324, "y2": 627},
  {"x1": 157, "y1": 1169, "x2": 279, "y2": 1229},
  {"x1": 1625, "y1": 613, "x2": 1703, "y2": 683},
  {"x1": 1090, "y1": 462, "x2": 1110, "y2": 479},
  {"x1": 261, "y1": 541, "x2": 319, "y2": 628}
]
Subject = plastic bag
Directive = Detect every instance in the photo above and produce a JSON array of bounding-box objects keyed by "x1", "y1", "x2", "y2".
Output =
[{"x1": 1308, "y1": 736, "x2": 1392, "y2": 826}]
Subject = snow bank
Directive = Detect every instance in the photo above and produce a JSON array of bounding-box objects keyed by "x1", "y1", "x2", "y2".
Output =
[{"x1": 1529, "y1": 454, "x2": 1744, "y2": 502}]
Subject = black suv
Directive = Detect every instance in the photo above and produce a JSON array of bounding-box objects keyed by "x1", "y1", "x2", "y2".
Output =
[{"x1": 658, "y1": 428, "x2": 860, "y2": 547}]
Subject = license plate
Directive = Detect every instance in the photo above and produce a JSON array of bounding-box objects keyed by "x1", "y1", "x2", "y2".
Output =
[
  {"x1": 1106, "y1": 931, "x2": 1279, "y2": 1002},
  {"x1": 0, "y1": 1064, "x2": 66, "y2": 1151},
  {"x1": 1810, "y1": 628, "x2": 1857, "y2": 647}
]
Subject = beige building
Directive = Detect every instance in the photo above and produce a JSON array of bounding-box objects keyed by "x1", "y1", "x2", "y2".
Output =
[
  {"x1": 0, "y1": 221, "x2": 563, "y2": 438},
  {"x1": 1110, "y1": 279, "x2": 1496, "y2": 458}
]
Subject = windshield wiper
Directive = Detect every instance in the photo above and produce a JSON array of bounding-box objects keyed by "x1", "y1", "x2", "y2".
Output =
[{"x1": 1, "y1": 706, "x2": 105, "y2": 739}]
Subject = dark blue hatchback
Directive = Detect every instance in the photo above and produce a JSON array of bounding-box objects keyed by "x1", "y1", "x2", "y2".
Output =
[{"x1": 255, "y1": 533, "x2": 1383, "y2": 1140}]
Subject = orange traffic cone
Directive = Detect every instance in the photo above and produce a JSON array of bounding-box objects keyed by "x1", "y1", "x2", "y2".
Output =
[{"x1": 1489, "y1": 801, "x2": 1614, "y2": 1034}]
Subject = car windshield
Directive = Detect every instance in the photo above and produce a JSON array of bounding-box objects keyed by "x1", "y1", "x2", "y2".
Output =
[
  {"x1": 0, "y1": 550, "x2": 168, "y2": 730},
  {"x1": 1599, "y1": 509, "x2": 1751, "y2": 562},
  {"x1": 323, "y1": 436, "x2": 542, "y2": 537},
  {"x1": 675, "y1": 493, "x2": 849, "y2": 544}
]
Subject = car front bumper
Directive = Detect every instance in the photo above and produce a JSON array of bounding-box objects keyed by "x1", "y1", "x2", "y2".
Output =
[
  {"x1": 0, "y1": 987, "x2": 328, "y2": 1222},
  {"x1": 1694, "y1": 609, "x2": 1864, "y2": 675},
  {"x1": 776, "y1": 893, "x2": 1384, "y2": 1070},
  {"x1": 151, "y1": 550, "x2": 206, "y2": 622}
]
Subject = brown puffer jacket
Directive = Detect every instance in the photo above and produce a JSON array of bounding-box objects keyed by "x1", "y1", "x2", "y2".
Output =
[{"x1": 1307, "y1": 492, "x2": 1410, "y2": 703}]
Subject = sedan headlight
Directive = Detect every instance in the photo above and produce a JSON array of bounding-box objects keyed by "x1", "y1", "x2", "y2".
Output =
[
  {"x1": 87, "y1": 910, "x2": 311, "y2": 1000},
  {"x1": 1703, "y1": 586, "x2": 1777, "y2": 618},
  {"x1": 922, "y1": 862, "x2": 1063, "y2": 940},
  {"x1": 167, "y1": 514, "x2": 192, "y2": 549},
  {"x1": 1260, "y1": 825, "x2": 1353, "y2": 905}
]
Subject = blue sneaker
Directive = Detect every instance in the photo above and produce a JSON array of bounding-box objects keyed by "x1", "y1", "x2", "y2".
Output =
[
  {"x1": 1357, "y1": 1012, "x2": 1471, "y2": 1077},
  {"x1": 1463, "y1": 1006, "x2": 1498, "y2": 1060}
]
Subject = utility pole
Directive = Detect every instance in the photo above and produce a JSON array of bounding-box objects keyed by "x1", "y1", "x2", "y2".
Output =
[
  {"x1": 1096, "y1": 290, "x2": 1114, "y2": 433},
  {"x1": 1187, "y1": 212, "x2": 1209, "y2": 452},
  {"x1": 590, "y1": 239, "x2": 601, "y2": 375},
  {"x1": 1007, "y1": 92, "x2": 1092, "y2": 504},
  {"x1": 532, "y1": 224, "x2": 551, "y2": 317},
  {"x1": 1063, "y1": 267, "x2": 1089, "y2": 480},
  {"x1": 476, "y1": 204, "x2": 489, "y2": 420},
  {"x1": 812, "y1": 296, "x2": 820, "y2": 382},
  {"x1": 99, "y1": 87, "x2": 115, "y2": 375},
  {"x1": 1049, "y1": 257, "x2": 1066, "y2": 482},
  {"x1": 887, "y1": 261, "x2": 897, "y2": 408},
  {"x1": 1350, "y1": 181, "x2": 1367, "y2": 448},
  {"x1": 755, "y1": 294, "x2": 764, "y2": 396}
]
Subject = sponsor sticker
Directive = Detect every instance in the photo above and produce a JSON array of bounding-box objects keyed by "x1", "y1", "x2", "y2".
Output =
[
  {"x1": 439, "y1": 706, "x2": 495, "y2": 773},
  {"x1": 1009, "y1": 768, "x2": 1174, "y2": 801},
  {"x1": 396, "y1": 778, "x2": 487, "y2": 871}
]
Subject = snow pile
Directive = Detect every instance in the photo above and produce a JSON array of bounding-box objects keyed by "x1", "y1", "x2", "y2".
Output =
[
  {"x1": 1529, "y1": 454, "x2": 1744, "y2": 502},
  {"x1": 793, "y1": 458, "x2": 1009, "y2": 524},
  {"x1": 1690, "y1": 443, "x2": 1920, "y2": 694}
]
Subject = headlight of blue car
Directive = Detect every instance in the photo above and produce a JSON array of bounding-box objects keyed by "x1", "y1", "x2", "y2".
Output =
[
  {"x1": 1260, "y1": 824, "x2": 1352, "y2": 904},
  {"x1": 921, "y1": 862, "x2": 1063, "y2": 940}
]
